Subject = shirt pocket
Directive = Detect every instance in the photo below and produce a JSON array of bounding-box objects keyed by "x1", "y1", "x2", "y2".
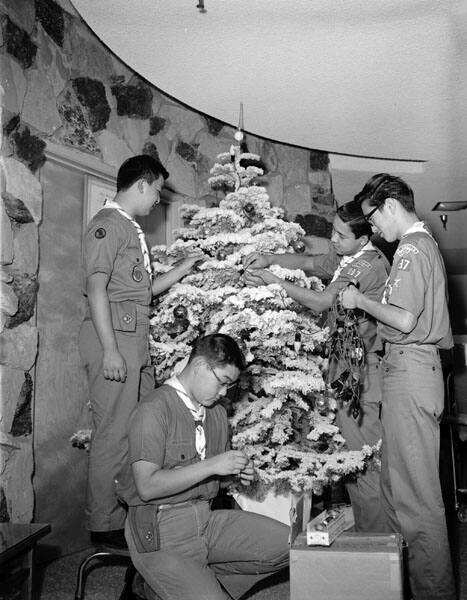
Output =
[{"x1": 165, "y1": 441, "x2": 198, "y2": 468}]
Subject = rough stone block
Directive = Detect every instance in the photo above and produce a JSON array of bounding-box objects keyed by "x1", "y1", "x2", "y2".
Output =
[
  {"x1": 176, "y1": 140, "x2": 197, "y2": 163},
  {"x1": 160, "y1": 103, "x2": 204, "y2": 142},
  {"x1": 4, "y1": 271, "x2": 38, "y2": 329},
  {"x1": 0, "y1": 486, "x2": 10, "y2": 522},
  {"x1": 95, "y1": 129, "x2": 131, "y2": 169},
  {"x1": 72, "y1": 77, "x2": 111, "y2": 132},
  {"x1": 1, "y1": 157, "x2": 42, "y2": 224},
  {"x1": 308, "y1": 170, "x2": 332, "y2": 192},
  {"x1": 2, "y1": 191, "x2": 34, "y2": 223},
  {"x1": 8, "y1": 122, "x2": 47, "y2": 172},
  {"x1": 264, "y1": 174, "x2": 284, "y2": 207},
  {"x1": 4, "y1": 15, "x2": 37, "y2": 70},
  {"x1": 0, "y1": 322, "x2": 38, "y2": 370},
  {"x1": 0, "y1": 0, "x2": 35, "y2": 33},
  {"x1": 21, "y1": 69, "x2": 63, "y2": 135},
  {"x1": 309, "y1": 149, "x2": 330, "y2": 171},
  {"x1": 35, "y1": 0, "x2": 64, "y2": 47},
  {"x1": 57, "y1": 88, "x2": 99, "y2": 153},
  {"x1": 275, "y1": 145, "x2": 308, "y2": 185},
  {"x1": 262, "y1": 140, "x2": 279, "y2": 173},
  {"x1": 205, "y1": 116, "x2": 224, "y2": 136},
  {"x1": 0, "y1": 200, "x2": 14, "y2": 265},
  {"x1": 285, "y1": 184, "x2": 312, "y2": 216},
  {"x1": 149, "y1": 116, "x2": 166, "y2": 136},
  {"x1": 0, "y1": 365, "x2": 27, "y2": 430},
  {"x1": 142, "y1": 141, "x2": 161, "y2": 163},
  {"x1": 295, "y1": 213, "x2": 333, "y2": 239},
  {"x1": 1, "y1": 435, "x2": 33, "y2": 522},
  {"x1": 165, "y1": 153, "x2": 196, "y2": 199},
  {"x1": 0, "y1": 55, "x2": 27, "y2": 115},
  {"x1": 10, "y1": 371, "x2": 32, "y2": 436},
  {"x1": 0, "y1": 281, "x2": 18, "y2": 319},
  {"x1": 111, "y1": 82, "x2": 153, "y2": 119}
]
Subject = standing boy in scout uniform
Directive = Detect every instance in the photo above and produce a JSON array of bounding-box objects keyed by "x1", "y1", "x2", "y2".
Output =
[
  {"x1": 80, "y1": 155, "x2": 200, "y2": 548},
  {"x1": 117, "y1": 333, "x2": 289, "y2": 600},
  {"x1": 341, "y1": 173, "x2": 455, "y2": 600},
  {"x1": 242, "y1": 199, "x2": 389, "y2": 533}
]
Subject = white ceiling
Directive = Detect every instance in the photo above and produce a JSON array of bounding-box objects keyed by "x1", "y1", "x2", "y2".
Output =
[{"x1": 70, "y1": 0, "x2": 460, "y2": 161}]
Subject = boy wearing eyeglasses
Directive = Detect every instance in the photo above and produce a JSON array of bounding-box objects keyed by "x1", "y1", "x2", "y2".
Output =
[
  {"x1": 116, "y1": 333, "x2": 289, "y2": 600},
  {"x1": 341, "y1": 174, "x2": 455, "y2": 600},
  {"x1": 242, "y1": 199, "x2": 390, "y2": 534}
]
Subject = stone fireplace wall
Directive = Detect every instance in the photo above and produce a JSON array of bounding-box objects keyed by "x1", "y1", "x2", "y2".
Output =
[{"x1": 0, "y1": 0, "x2": 334, "y2": 551}]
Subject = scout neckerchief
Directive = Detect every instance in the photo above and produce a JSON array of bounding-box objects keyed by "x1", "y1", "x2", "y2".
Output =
[
  {"x1": 165, "y1": 377, "x2": 206, "y2": 460},
  {"x1": 401, "y1": 220, "x2": 435, "y2": 241},
  {"x1": 330, "y1": 241, "x2": 376, "y2": 283},
  {"x1": 103, "y1": 199, "x2": 152, "y2": 276}
]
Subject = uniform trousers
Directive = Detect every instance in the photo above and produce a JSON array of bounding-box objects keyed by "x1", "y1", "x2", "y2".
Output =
[
  {"x1": 79, "y1": 309, "x2": 155, "y2": 531},
  {"x1": 336, "y1": 353, "x2": 387, "y2": 532},
  {"x1": 380, "y1": 345, "x2": 455, "y2": 600},
  {"x1": 124, "y1": 501, "x2": 289, "y2": 600}
]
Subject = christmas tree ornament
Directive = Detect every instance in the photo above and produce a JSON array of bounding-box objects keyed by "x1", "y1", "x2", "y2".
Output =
[
  {"x1": 234, "y1": 129, "x2": 244, "y2": 142},
  {"x1": 173, "y1": 304, "x2": 188, "y2": 319},
  {"x1": 234, "y1": 101, "x2": 245, "y2": 142},
  {"x1": 325, "y1": 299, "x2": 365, "y2": 419},
  {"x1": 315, "y1": 395, "x2": 329, "y2": 413},
  {"x1": 291, "y1": 239, "x2": 306, "y2": 253},
  {"x1": 294, "y1": 332, "x2": 302, "y2": 352}
]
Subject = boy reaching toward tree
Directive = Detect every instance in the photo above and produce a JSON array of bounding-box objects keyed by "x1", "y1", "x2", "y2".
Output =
[{"x1": 80, "y1": 154, "x2": 200, "y2": 549}]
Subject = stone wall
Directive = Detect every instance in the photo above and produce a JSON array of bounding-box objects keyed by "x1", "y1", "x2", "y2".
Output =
[{"x1": 0, "y1": 0, "x2": 334, "y2": 541}]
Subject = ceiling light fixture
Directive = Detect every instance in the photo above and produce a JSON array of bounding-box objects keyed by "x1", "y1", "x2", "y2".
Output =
[{"x1": 432, "y1": 201, "x2": 467, "y2": 230}]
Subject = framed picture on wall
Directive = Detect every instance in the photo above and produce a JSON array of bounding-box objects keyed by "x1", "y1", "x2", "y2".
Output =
[{"x1": 84, "y1": 175, "x2": 116, "y2": 226}]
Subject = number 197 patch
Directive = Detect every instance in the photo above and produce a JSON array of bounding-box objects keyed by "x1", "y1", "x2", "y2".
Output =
[{"x1": 396, "y1": 257, "x2": 411, "y2": 271}]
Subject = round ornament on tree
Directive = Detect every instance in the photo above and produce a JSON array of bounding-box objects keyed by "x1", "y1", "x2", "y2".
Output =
[
  {"x1": 173, "y1": 305, "x2": 188, "y2": 319},
  {"x1": 291, "y1": 239, "x2": 306, "y2": 253}
]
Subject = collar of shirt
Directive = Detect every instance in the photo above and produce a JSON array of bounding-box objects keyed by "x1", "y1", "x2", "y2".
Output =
[
  {"x1": 103, "y1": 200, "x2": 152, "y2": 275},
  {"x1": 401, "y1": 220, "x2": 433, "y2": 238},
  {"x1": 330, "y1": 241, "x2": 376, "y2": 283},
  {"x1": 166, "y1": 377, "x2": 206, "y2": 460},
  {"x1": 165, "y1": 377, "x2": 206, "y2": 423}
]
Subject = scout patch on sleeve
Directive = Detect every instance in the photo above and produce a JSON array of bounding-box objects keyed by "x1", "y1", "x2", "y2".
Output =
[
  {"x1": 95, "y1": 227, "x2": 106, "y2": 239},
  {"x1": 395, "y1": 243, "x2": 418, "y2": 272}
]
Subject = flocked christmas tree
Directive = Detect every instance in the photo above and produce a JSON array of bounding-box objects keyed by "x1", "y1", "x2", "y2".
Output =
[{"x1": 149, "y1": 128, "x2": 378, "y2": 499}]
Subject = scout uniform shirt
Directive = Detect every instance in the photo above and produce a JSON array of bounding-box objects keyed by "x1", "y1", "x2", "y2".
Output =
[
  {"x1": 378, "y1": 224, "x2": 453, "y2": 348},
  {"x1": 314, "y1": 243, "x2": 390, "y2": 354},
  {"x1": 117, "y1": 384, "x2": 229, "y2": 508},
  {"x1": 82, "y1": 208, "x2": 152, "y2": 331}
]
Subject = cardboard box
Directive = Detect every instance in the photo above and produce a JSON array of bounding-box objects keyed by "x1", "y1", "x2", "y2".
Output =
[{"x1": 290, "y1": 531, "x2": 404, "y2": 600}]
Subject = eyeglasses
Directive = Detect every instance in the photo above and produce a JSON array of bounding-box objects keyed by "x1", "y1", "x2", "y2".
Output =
[
  {"x1": 207, "y1": 364, "x2": 238, "y2": 390},
  {"x1": 363, "y1": 204, "x2": 381, "y2": 223}
]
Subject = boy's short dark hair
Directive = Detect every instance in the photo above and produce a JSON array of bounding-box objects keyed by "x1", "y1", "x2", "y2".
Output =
[
  {"x1": 355, "y1": 173, "x2": 415, "y2": 213},
  {"x1": 117, "y1": 154, "x2": 169, "y2": 192},
  {"x1": 188, "y1": 334, "x2": 245, "y2": 371},
  {"x1": 336, "y1": 199, "x2": 372, "y2": 239}
]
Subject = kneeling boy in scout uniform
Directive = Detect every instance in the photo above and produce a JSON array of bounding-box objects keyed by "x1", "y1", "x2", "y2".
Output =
[
  {"x1": 80, "y1": 155, "x2": 200, "y2": 548},
  {"x1": 117, "y1": 333, "x2": 290, "y2": 600}
]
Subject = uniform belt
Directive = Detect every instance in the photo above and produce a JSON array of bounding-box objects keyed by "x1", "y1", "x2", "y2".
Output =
[
  {"x1": 381, "y1": 341, "x2": 438, "y2": 354},
  {"x1": 156, "y1": 499, "x2": 210, "y2": 512}
]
